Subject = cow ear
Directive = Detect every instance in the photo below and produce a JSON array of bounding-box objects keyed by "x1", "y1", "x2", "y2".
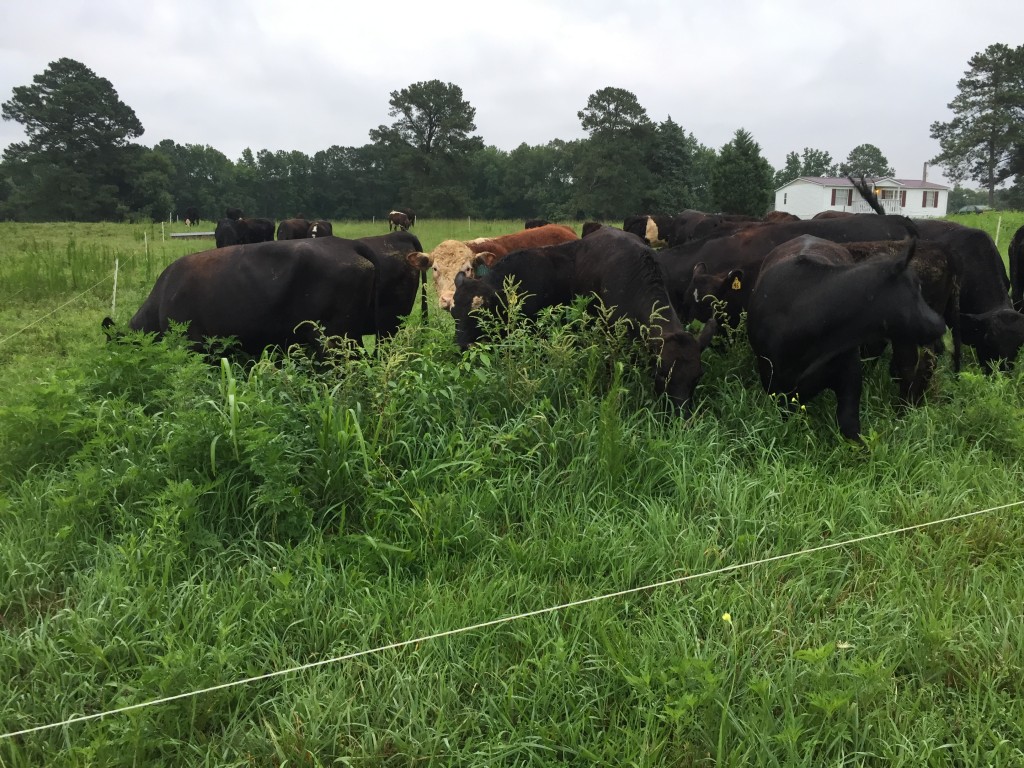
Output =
[
  {"x1": 406, "y1": 251, "x2": 431, "y2": 271},
  {"x1": 727, "y1": 269, "x2": 744, "y2": 291},
  {"x1": 478, "y1": 251, "x2": 499, "y2": 269},
  {"x1": 696, "y1": 317, "x2": 718, "y2": 350},
  {"x1": 692, "y1": 262, "x2": 707, "y2": 277},
  {"x1": 455, "y1": 272, "x2": 467, "y2": 288}
]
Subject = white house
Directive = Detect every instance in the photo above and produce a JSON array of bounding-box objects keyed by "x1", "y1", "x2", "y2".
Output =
[{"x1": 774, "y1": 176, "x2": 950, "y2": 219}]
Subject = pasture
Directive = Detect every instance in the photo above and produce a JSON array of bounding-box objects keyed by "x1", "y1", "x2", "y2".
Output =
[{"x1": 1, "y1": 214, "x2": 1024, "y2": 765}]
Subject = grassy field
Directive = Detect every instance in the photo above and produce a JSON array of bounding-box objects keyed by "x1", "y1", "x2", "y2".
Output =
[{"x1": 1, "y1": 215, "x2": 1024, "y2": 766}]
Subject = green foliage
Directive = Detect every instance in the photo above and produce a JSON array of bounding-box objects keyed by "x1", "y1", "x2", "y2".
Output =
[
  {"x1": 838, "y1": 143, "x2": 895, "y2": 178},
  {"x1": 0, "y1": 58, "x2": 159, "y2": 222},
  {"x1": 930, "y1": 43, "x2": 1024, "y2": 202},
  {"x1": 712, "y1": 128, "x2": 775, "y2": 216},
  {"x1": 775, "y1": 147, "x2": 838, "y2": 187},
  {"x1": 3, "y1": 222, "x2": 1024, "y2": 764}
]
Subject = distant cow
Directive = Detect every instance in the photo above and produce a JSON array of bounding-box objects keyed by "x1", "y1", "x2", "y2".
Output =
[
  {"x1": 308, "y1": 220, "x2": 333, "y2": 238},
  {"x1": 215, "y1": 217, "x2": 276, "y2": 248},
  {"x1": 225, "y1": 207, "x2": 244, "y2": 221},
  {"x1": 278, "y1": 218, "x2": 310, "y2": 240},
  {"x1": 388, "y1": 211, "x2": 411, "y2": 231},
  {"x1": 123, "y1": 238, "x2": 381, "y2": 356},
  {"x1": 183, "y1": 206, "x2": 200, "y2": 225},
  {"x1": 451, "y1": 226, "x2": 717, "y2": 413},
  {"x1": 524, "y1": 218, "x2": 550, "y2": 229},
  {"x1": 407, "y1": 223, "x2": 580, "y2": 311},
  {"x1": 747, "y1": 235, "x2": 946, "y2": 441}
]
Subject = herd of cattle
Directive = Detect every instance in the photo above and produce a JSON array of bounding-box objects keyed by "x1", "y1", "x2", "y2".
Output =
[{"x1": 110, "y1": 202, "x2": 1024, "y2": 442}]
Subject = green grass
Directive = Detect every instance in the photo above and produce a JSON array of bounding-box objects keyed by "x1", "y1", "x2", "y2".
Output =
[{"x1": 1, "y1": 220, "x2": 1023, "y2": 766}]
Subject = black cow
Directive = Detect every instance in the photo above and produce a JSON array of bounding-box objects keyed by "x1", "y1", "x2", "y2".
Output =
[
  {"x1": 225, "y1": 207, "x2": 244, "y2": 221},
  {"x1": 124, "y1": 238, "x2": 380, "y2": 356},
  {"x1": 215, "y1": 217, "x2": 276, "y2": 248},
  {"x1": 451, "y1": 227, "x2": 717, "y2": 413},
  {"x1": 747, "y1": 235, "x2": 946, "y2": 441},
  {"x1": 1009, "y1": 223, "x2": 1024, "y2": 311},
  {"x1": 915, "y1": 220, "x2": 1024, "y2": 372},
  {"x1": 277, "y1": 218, "x2": 310, "y2": 240},
  {"x1": 676, "y1": 214, "x2": 920, "y2": 329},
  {"x1": 183, "y1": 206, "x2": 200, "y2": 225},
  {"x1": 355, "y1": 231, "x2": 428, "y2": 338},
  {"x1": 524, "y1": 218, "x2": 550, "y2": 229}
]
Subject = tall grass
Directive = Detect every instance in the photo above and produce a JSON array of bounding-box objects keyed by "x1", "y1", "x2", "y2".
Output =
[{"x1": 1, "y1": 221, "x2": 1023, "y2": 765}]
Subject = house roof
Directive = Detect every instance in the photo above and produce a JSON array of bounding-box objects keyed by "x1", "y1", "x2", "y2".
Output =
[{"x1": 778, "y1": 176, "x2": 949, "y2": 192}]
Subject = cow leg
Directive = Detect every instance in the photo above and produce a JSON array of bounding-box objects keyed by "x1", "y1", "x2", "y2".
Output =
[{"x1": 830, "y1": 351, "x2": 864, "y2": 441}]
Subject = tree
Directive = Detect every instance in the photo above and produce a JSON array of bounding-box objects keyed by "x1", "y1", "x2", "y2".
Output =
[
  {"x1": 930, "y1": 43, "x2": 1024, "y2": 205},
  {"x1": 1, "y1": 58, "x2": 148, "y2": 220},
  {"x1": 645, "y1": 117, "x2": 717, "y2": 213},
  {"x1": 712, "y1": 128, "x2": 774, "y2": 216},
  {"x1": 838, "y1": 144, "x2": 895, "y2": 178},
  {"x1": 571, "y1": 87, "x2": 657, "y2": 218},
  {"x1": 775, "y1": 147, "x2": 838, "y2": 186},
  {"x1": 369, "y1": 80, "x2": 483, "y2": 215}
]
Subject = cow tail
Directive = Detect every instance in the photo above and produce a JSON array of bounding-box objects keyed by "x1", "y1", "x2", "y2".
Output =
[{"x1": 420, "y1": 269, "x2": 428, "y2": 320}]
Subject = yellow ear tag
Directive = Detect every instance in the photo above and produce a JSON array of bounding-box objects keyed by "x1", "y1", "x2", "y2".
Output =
[{"x1": 731, "y1": 277, "x2": 742, "y2": 290}]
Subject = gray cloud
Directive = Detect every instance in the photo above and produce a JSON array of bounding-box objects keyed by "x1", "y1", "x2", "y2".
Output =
[{"x1": 2, "y1": 0, "x2": 1020, "y2": 187}]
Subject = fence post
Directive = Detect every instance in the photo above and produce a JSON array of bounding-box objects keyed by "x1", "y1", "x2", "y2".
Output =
[
  {"x1": 111, "y1": 258, "x2": 119, "y2": 316},
  {"x1": 995, "y1": 216, "x2": 1002, "y2": 247}
]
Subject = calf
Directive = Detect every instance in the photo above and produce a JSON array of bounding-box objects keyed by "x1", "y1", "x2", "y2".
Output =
[{"x1": 747, "y1": 235, "x2": 946, "y2": 441}]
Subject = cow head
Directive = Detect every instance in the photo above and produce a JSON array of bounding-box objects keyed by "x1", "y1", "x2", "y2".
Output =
[
  {"x1": 407, "y1": 240, "x2": 479, "y2": 311},
  {"x1": 876, "y1": 242, "x2": 947, "y2": 347},
  {"x1": 961, "y1": 309, "x2": 1024, "y2": 372},
  {"x1": 653, "y1": 318, "x2": 718, "y2": 415},
  {"x1": 685, "y1": 263, "x2": 746, "y2": 326},
  {"x1": 452, "y1": 272, "x2": 500, "y2": 349}
]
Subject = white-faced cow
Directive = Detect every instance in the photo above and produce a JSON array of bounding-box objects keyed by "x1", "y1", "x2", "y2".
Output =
[{"x1": 407, "y1": 223, "x2": 579, "y2": 311}]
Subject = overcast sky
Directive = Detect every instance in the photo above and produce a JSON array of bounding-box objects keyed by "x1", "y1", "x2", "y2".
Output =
[{"x1": 1, "y1": 0, "x2": 1021, "y2": 189}]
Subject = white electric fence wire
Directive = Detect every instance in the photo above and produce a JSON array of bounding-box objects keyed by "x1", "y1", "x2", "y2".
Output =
[
  {"x1": 0, "y1": 273, "x2": 115, "y2": 347},
  {"x1": 1, "y1": 499, "x2": 1019, "y2": 741}
]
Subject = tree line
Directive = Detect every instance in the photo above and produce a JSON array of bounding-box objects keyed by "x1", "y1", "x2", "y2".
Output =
[{"x1": 2, "y1": 48, "x2": 1023, "y2": 223}]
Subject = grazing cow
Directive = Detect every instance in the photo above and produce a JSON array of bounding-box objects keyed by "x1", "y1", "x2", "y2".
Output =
[
  {"x1": 388, "y1": 211, "x2": 412, "y2": 231},
  {"x1": 676, "y1": 214, "x2": 921, "y2": 329},
  {"x1": 451, "y1": 227, "x2": 717, "y2": 413},
  {"x1": 407, "y1": 223, "x2": 580, "y2": 311},
  {"x1": 747, "y1": 235, "x2": 946, "y2": 441},
  {"x1": 183, "y1": 206, "x2": 200, "y2": 225},
  {"x1": 355, "y1": 231, "x2": 428, "y2": 338},
  {"x1": 915, "y1": 220, "x2": 1024, "y2": 372},
  {"x1": 1009, "y1": 223, "x2": 1024, "y2": 311},
  {"x1": 225, "y1": 207, "x2": 244, "y2": 221},
  {"x1": 278, "y1": 217, "x2": 311, "y2": 240},
  {"x1": 122, "y1": 238, "x2": 380, "y2": 356},
  {"x1": 308, "y1": 220, "x2": 333, "y2": 238},
  {"x1": 843, "y1": 239, "x2": 962, "y2": 403},
  {"x1": 524, "y1": 218, "x2": 550, "y2": 229}
]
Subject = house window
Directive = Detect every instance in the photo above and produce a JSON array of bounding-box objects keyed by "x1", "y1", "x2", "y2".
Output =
[
  {"x1": 900, "y1": 190, "x2": 906, "y2": 207},
  {"x1": 922, "y1": 190, "x2": 938, "y2": 208},
  {"x1": 784, "y1": 193, "x2": 787, "y2": 205}
]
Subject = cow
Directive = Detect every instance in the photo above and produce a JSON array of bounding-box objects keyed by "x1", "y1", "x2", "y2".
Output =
[
  {"x1": 183, "y1": 206, "x2": 200, "y2": 225},
  {"x1": 1009, "y1": 223, "x2": 1024, "y2": 311},
  {"x1": 582, "y1": 221, "x2": 604, "y2": 237},
  {"x1": 524, "y1": 218, "x2": 550, "y2": 229},
  {"x1": 407, "y1": 223, "x2": 580, "y2": 311},
  {"x1": 355, "y1": 231, "x2": 428, "y2": 338},
  {"x1": 225, "y1": 207, "x2": 244, "y2": 221},
  {"x1": 450, "y1": 226, "x2": 717, "y2": 413},
  {"x1": 122, "y1": 238, "x2": 381, "y2": 356},
  {"x1": 278, "y1": 217, "x2": 311, "y2": 240},
  {"x1": 675, "y1": 214, "x2": 921, "y2": 329},
  {"x1": 915, "y1": 220, "x2": 1024, "y2": 372},
  {"x1": 308, "y1": 220, "x2": 333, "y2": 238},
  {"x1": 747, "y1": 235, "x2": 947, "y2": 441},
  {"x1": 216, "y1": 217, "x2": 275, "y2": 247},
  {"x1": 388, "y1": 211, "x2": 412, "y2": 231},
  {"x1": 843, "y1": 238, "x2": 962, "y2": 404}
]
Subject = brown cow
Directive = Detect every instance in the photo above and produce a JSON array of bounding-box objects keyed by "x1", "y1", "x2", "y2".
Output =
[
  {"x1": 407, "y1": 223, "x2": 579, "y2": 311},
  {"x1": 388, "y1": 211, "x2": 411, "y2": 231}
]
